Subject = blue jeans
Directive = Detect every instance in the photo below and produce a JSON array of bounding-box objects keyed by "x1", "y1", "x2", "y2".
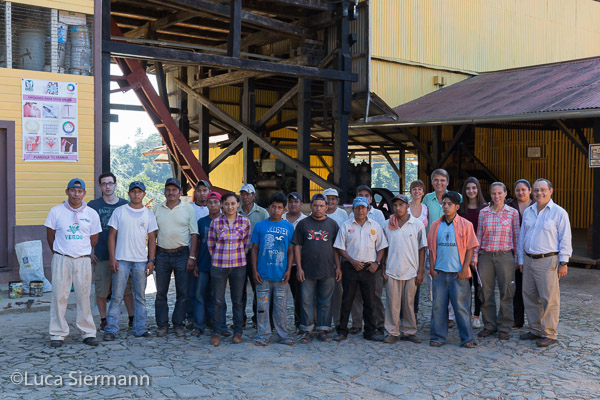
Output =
[
  {"x1": 430, "y1": 271, "x2": 474, "y2": 346},
  {"x1": 186, "y1": 271, "x2": 198, "y2": 322},
  {"x1": 105, "y1": 261, "x2": 148, "y2": 336},
  {"x1": 256, "y1": 280, "x2": 291, "y2": 342},
  {"x1": 155, "y1": 248, "x2": 189, "y2": 328},
  {"x1": 194, "y1": 270, "x2": 227, "y2": 331},
  {"x1": 300, "y1": 277, "x2": 335, "y2": 332},
  {"x1": 211, "y1": 266, "x2": 246, "y2": 335}
]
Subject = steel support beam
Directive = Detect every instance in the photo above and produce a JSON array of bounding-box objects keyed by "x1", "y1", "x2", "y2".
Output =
[
  {"x1": 175, "y1": 78, "x2": 341, "y2": 192},
  {"x1": 101, "y1": 0, "x2": 111, "y2": 172},
  {"x1": 297, "y1": 78, "x2": 312, "y2": 200},
  {"x1": 104, "y1": 41, "x2": 357, "y2": 82}
]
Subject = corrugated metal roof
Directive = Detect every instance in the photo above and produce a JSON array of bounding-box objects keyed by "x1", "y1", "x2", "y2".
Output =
[{"x1": 363, "y1": 56, "x2": 600, "y2": 126}]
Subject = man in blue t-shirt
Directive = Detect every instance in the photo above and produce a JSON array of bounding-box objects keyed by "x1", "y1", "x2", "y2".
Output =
[
  {"x1": 193, "y1": 192, "x2": 229, "y2": 337},
  {"x1": 251, "y1": 192, "x2": 294, "y2": 346},
  {"x1": 88, "y1": 172, "x2": 133, "y2": 330}
]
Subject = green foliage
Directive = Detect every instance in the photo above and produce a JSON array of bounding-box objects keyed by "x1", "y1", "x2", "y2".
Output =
[
  {"x1": 371, "y1": 161, "x2": 418, "y2": 194},
  {"x1": 110, "y1": 131, "x2": 172, "y2": 208}
]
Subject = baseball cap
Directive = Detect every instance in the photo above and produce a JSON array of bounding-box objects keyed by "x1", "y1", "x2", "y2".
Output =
[
  {"x1": 240, "y1": 183, "x2": 255, "y2": 194},
  {"x1": 323, "y1": 188, "x2": 339, "y2": 197},
  {"x1": 287, "y1": 192, "x2": 302, "y2": 201},
  {"x1": 129, "y1": 181, "x2": 146, "y2": 192},
  {"x1": 356, "y1": 185, "x2": 372, "y2": 195},
  {"x1": 442, "y1": 191, "x2": 461, "y2": 205},
  {"x1": 352, "y1": 196, "x2": 369, "y2": 208},
  {"x1": 165, "y1": 177, "x2": 181, "y2": 189},
  {"x1": 195, "y1": 179, "x2": 210, "y2": 189},
  {"x1": 392, "y1": 194, "x2": 409, "y2": 204},
  {"x1": 207, "y1": 192, "x2": 222, "y2": 201},
  {"x1": 67, "y1": 178, "x2": 85, "y2": 189},
  {"x1": 311, "y1": 193, "x2": 328, "y2": 203}
]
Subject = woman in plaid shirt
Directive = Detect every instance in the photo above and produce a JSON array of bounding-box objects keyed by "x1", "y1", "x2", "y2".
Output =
[
  {"x1": 207, "y1": 192, "x2": 251, "y2": 347},
  {"x1": 472, "y1": 182, "x2": 520, "y2": 341}
]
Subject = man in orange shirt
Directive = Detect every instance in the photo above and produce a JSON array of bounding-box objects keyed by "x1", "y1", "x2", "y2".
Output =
[{"x1": 427, "y1": 191, "x2": 479, "y2": 348}]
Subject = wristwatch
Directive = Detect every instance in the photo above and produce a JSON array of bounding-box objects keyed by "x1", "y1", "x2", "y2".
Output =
[
  {"x1": 375, "y1": 261, "x2": 381, "y2": 265},
  {"x1": 189, "y1": 255, "x2": 197, "y2": 261},
  {"x1": 148, "y1": 259, "x2": 155, "y2": 263},
  {"x1": 559, "y1": 262, "x2": 567, "y2": 266}
]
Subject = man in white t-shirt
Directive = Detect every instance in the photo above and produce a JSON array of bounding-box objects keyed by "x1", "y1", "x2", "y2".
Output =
[
  {"x1": 382, "y1": 194, "x2": 427, "y2": 344},
  {"x1": 103, "y1": 181, "x2": 158, "y2": 341},
  {"x1": 45, "y1": 178, "x2": 102, "y2": 348}
]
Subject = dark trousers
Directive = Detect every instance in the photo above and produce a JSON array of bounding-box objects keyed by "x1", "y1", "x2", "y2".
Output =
[
  {"x1": 211, "y1": 266, "x2": 246, "y2": 335},
  {"x1": 288, "y1": 265, "x2": 302, "y2": 328},
  {"x1": 155, "y1": 248, "x2": 189, "y2": 328},
  {"x1": 469, "y1": 275, "x2": 482, "y2": 316},
  {"x1": 241, "y1": 252, "x2": 257, "y2": 324},
  {"x1": 513, "y1": 269, "x2": 525, "y2": 327},
  {"x1": 186, "y1": 272, "x2": 198, "y2": 322},
  {"x1": 338, "y1": 261, "x2": 377, "y2": 337}
]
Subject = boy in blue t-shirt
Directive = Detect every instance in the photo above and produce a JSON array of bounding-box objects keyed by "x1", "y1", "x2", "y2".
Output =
[{"x1": 250, "y1": 192, "x2": 294, "y2": 346}]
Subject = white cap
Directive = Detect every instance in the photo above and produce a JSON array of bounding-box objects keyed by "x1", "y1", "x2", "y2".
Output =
[
  {"x1": 323, "y1": 188, "x2": 339, "y2": 197},
  {"x1": 240, "y1": 183, "x2": 256, "y2": 194}
]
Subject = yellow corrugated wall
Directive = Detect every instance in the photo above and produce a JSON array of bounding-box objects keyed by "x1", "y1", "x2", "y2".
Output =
[
  {"x1": 475, "y1": 127, "x2": 593, "y2": 229},
  {"x1": 0, "y1": 68, "x2": 95, "y2": 225},
  {"x1": 9, "y1": 0, "x2": 93, "y2": 14}
]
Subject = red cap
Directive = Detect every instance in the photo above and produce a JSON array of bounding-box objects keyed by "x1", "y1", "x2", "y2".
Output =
[{"x1": 207, "y1": 192, "x2": 222, "y2": 201}]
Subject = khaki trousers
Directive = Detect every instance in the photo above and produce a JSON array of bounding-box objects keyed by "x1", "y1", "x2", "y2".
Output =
[
  {"x1": 351, "y1": 270, "x2": 385, "y2": 329},
  {"x1": 49, "y1": 254, "x2": 96, "y2": 341},
  {"x1": 478, "y1": 251, "x2": 515, "y2": 333},
  {"x1": 384, "y1": 277, "x2": 417, "y2": 336},
  {"x1": 522, "y1": 255, "x2": 560, "y2": 340}
]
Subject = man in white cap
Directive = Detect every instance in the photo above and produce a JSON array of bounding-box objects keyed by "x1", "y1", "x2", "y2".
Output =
[
  {"x1": 239, "y1": 183, "x2": 269, "y2": 327},
  {"x1": 323, "y1": 187, "x2": 349, "y2": 330},
  {"x1": 45, "y1": 178, "x2": 102, "y2": 348}
]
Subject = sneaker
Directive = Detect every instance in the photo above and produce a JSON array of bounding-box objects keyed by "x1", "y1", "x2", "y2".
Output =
[
  {"x1": 156, "y1": 326, "x2": 168, "y2": 337},
  {"x1": 191, "y1": 328, "x2": 204, "y2": 337},
  {"x1": 83, "y1": 337, "x2": 99, "y2": 347},
  {"x1": 232, "y1": 334, "x2": 242, "y2": 344},
  {"x1": 471, "y1": 316, "x2": 482, "y2": 329},
  {"x1": 135, "y1": 331, "x2": 153, "y2": 338},
  {"x1": 50, "y1": 340, "x2": 63, "y2": 348},
  {"x1": 383, "y1": 335, "x2": 398, "y2": 344},
  {"x1": 174, "y1": 326, "x2": 186, "y2": 337},
  {"x1": 400, "y1": 335, "x2": 421, "y2": 344},
  {"x1": 299, "y1": 332, "x2": 312, "y2": 344},
  {"x1": 210, "y1": 334, "x2": 220, "y2": 347},
  {"x1": 103, "y1": 333, "x2": 116, "y2": 341}
]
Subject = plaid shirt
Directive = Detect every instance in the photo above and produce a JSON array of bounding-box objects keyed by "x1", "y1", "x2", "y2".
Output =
[
  {"x1": 474, "y1": 205, "x2": 520, "y2": 263},
  {"x1": 208, "y1": 214, "x2": 251, "y2": 268}
]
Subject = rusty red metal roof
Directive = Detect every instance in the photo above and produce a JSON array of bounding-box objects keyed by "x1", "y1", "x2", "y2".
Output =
[{"x1": 364, "y1": 56, "x2": 600, "y2": 126}]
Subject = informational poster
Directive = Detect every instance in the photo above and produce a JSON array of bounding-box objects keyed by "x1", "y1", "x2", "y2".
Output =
[
  {"x1": 590, "y1": 144, "x2": 600, "y2": 168},
  {"x1": 22, "y1": 78, "x2": 78, "y2": 162}
]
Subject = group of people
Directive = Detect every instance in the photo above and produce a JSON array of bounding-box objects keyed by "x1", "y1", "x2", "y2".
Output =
[{"x1": 45, "y1": 167, "x2": 572, "y2": 349}]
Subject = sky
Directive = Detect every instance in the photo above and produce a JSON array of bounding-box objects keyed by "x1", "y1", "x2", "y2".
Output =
[{"x1": 109, "y1": 64, "x2": 159, "y2": 146}]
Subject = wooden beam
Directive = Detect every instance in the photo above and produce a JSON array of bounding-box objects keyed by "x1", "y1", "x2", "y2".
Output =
[
  {"x1": 399, "y1": 127, "x2": 434, "y2": 167},
  {"x1": 317, "y1": 155, "x2": 333, "y2": 174},
  {"x1": 255, "y1": 84, "x2": 298, "y2": 131},
  {"x1": 245, "y1": 0, "x2": 330, "y2": 11},
  {"x1": 175, "y1": 77, "x2": 341, "y2": 192},
  {"x1": 123, "y1": 11, "x2": 193, "y2": 39},
  {"x1": 574, "y1": 126, "x2": 590, "y2": 149},
  {"x1": 460, "y1": 143, "x2": 499, "y2": 182},
  {"x1": 379, "y1": 146, "x2": 402, "y2": 177},
  {"x1": 227, "y1": 0, "x2": 241, "y2": 58},
  {"x1": 165, "y1": 0, "x2": 316, "y2": 38},
  {"x1": 555, "y1": 120, "x2": 588, "y2": 157},
  {"x1": 438, "y1": 125, "x2": 468, "y2": 167},
  {"x1": 209, "y1": 135, "x2": 244, "y2": 171}
]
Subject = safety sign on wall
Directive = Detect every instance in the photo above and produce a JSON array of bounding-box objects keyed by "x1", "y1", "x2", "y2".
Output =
[{"x1": 21, "y1": 78, "x2": 78, "y2": 162}]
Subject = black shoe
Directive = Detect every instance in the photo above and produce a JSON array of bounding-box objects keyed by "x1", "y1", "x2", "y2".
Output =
[
  {"x1": 400, "y1": 335, "x2": 421, "y2": 344},
  {"x1": 377, "y1": 327, "x2": 386, "y2": 335},
  {"x1": 50, "y1": 340, "x2": 63, "y2": 348},
  {"x1": 520, "y1": 332, "x2": 542, "y2": 341},
  {"x1": 191, "y1": 328, "x2": 204, "y2": 337},
  {"x1": 103, "y1": 333, "x2": 116, "y2": 341},
  {"x1": 135, "y1": 331, "x2": 153, "y2": 338},
  {"x1": 365, "y1": 333, "x2": 384, "y2": 342},
  {"x1": 156, "y1": 326, "x2": 168, "y2": 337},
  {"x1": 83, "y1": 337, "x2": 99, "y2": 347},
  {"x1": 174, "y1": 326, "x2": 186, "y2": 337}
]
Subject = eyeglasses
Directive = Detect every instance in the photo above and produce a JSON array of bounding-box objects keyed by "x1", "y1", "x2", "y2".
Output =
[{"x1": 100, "y1": 182, "x2": 116, "y2": 187}]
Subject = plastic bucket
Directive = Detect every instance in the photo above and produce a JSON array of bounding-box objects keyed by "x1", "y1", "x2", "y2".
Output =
[{"x1": 18, "y1": 28, "x2": 46, "y2": 71}]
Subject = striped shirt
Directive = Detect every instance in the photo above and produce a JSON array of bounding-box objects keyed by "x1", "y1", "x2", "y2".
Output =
[
  {"x1": 473, "y1": 205, "x2": 520, "y2": 263},
  {"x1": 208, "y1": 214, "x2": 251, "y2": 268}
]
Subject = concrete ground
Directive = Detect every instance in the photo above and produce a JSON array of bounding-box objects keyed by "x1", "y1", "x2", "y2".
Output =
[{"x1": 0, "y1": 267, "x2": 599, "y2": 399}]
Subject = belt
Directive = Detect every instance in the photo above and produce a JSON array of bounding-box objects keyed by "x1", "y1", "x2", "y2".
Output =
[
  {"x1": 525, "y1": 252, "x2": 558, "y2": 259},
  {"x1": 53, "y1": 251, "x2": 90, "y2": 259},
  {"x1": 157, "y1": 246, "x2": 187, "y2": 254}
]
